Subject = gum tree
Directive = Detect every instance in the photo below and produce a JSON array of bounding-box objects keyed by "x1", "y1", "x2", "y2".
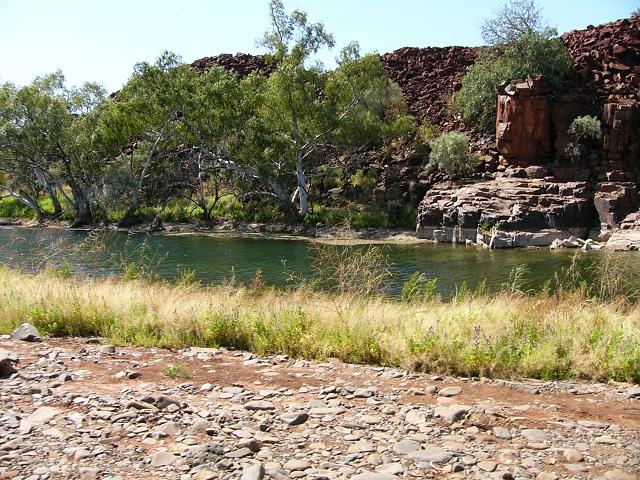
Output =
[{"x1": 246, "y1": 0, "x2": 409, "y2": 216}]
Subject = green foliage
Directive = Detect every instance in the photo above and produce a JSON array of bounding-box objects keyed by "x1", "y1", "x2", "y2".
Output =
[
  {"x1": 402, "y1": 272, "x2": 439, "y2": 302},
  {"x1": 481, "y1": 0, "x2": 549, "y2": 46},
  {"x1": 383, "y1": 114, "x2": 417, "y2": 143},
  {"x1": 416, "y1": 121, "x2": 438, "y2": 143},
  {"x1": 569, "y1": 115, "x2": 601, "y2": 141},
  {"x1": 163, "y1": 361, "x2": 193, "y2": 379},
  {"x1": 456, "y1": 19, "x2": 572, "y2": 133},
  {"x1": 349, "y1": 169, "x2": 377, "y2": 194},
  {"x1": 428, "y1": 132, "x2": 477, "y2": 175},
  {"x1": 565, "y1": 115, "x2": 602, "y2": 162},
  {"x1": 175, "y1": 269, "x2": 200, "y2": 288}
]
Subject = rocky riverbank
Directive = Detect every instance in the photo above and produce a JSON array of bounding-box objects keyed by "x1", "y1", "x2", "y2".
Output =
[{"x1": 1, "y1": 334, "x2": 640, "y2": 480}]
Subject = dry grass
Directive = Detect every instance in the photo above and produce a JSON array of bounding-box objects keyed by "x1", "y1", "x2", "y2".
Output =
[{"x1": 0, "y1": 266, "x2": 639, "y2": 382}]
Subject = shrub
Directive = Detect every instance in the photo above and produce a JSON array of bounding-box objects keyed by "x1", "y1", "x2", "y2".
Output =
[
  {"x1": 350, "y1": 169, "x2": 377, "y2": 194},
  {"x1": 416, "y1": 121, "x2": 438, "y2": 143},
  {"x1": 383, "y1": 114, "x2": 417, "y2": 143},
  {"x1": 428, "y1": 132, "x2": 477, "y2": 175},
  {"x1": 455, "y1": 32, "x2": 572, "y2": 133},
  {"x1": 565, "y1": 115, "x2": 601, "y2": 162},
  {"x1": 569, "y1": 115, "x2": 601, "y2": 141}
]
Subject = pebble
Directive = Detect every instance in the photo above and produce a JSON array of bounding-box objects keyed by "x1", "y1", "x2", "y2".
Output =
[{"x1": 1, "y1": 336, "x2": 638, "y2": 480}]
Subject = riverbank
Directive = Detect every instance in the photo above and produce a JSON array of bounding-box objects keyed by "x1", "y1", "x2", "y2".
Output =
[
  {"x1": 1, "y1": 336, "x2": 639, "y2": 480},
  {"x1": 0, "y1": 267, "x2": 638, "y2": 383},
  {"x1": 0, "y1": 218, "x2": 423, "y2": 245}
]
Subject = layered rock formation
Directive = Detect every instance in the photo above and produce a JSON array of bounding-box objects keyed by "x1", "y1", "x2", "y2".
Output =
[{"x1": 416, "y1": 174, "x2": 593, "y2": 247}]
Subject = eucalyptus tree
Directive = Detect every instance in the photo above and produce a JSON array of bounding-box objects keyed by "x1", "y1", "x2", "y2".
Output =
[
  {"x1": 0, "y1": 72, "x2": 110, "y2": 224},
  {"x1": 243, "y1": 0, "x2": 409, "y2": 216}
]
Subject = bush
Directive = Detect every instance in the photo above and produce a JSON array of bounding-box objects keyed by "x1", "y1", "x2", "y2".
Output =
[
  {"x1": 569, "y1": 115, "x2": 601, "y2": 141},
  {"x1": 565, "y1": 115, "x2": 601, "y2": 162},
  {"x1": 455, "y1": 32, "x2": 572, "y2": 133},
  {"x1": 416, "y1": 121, "x2": 437, "y2": 143},
  {"x1": 383, "y1": 114, "x2": 417, "y2": 143},
  {"x1": 428, "y1": 132, "x2": 477, "y2": 175}
]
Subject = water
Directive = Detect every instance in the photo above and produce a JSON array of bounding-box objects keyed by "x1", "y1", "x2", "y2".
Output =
[{"x1": 1, "y1": 226, "x2": 638, "y2": 297}]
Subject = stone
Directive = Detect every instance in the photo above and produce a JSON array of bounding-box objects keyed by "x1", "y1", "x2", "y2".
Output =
[
  {"x1": 604, "y1": 470, "x2": 639, "y2": 480},
  {"x1": 376, "y1": 463, "x2": 404, "y2": 475},
  {"x1": 353, "y1": 388, "x2": 376, "y2": 398},
  {"x1": 0, "y1": 348, "x2": 18, "y2": 378},
  {"x1": 279, "y1": 412, "x2": 309, "y2": 426},
  {"x1": 151, "y1": 451, "x2": 178, "y2": 466},
  {"x1": 224, "y1": 447, "x2": 253, "y2": 459},
  {"x1": 78, "y1": 467, "x2": 100, "y2": 480},
  {"x1": 242, "y1": 463, "x2": 265, "y2": 480},
  {"x1": 434, "y1": 404, "x2": 471, "y2": 423},
  {"x1": 244, "y1": 401, "x2": 275, "y2": 411},
  {"x1": 478, "y1": 460, "x2": 497, "y2": 472},
  {"x1": 492, "y1": 426, "x2": 511, "y2": 439},
  {"x1": 24, "y1": 406, "x2": 61, "y2": 426},
  {"x1": 563, "y1": 448, "x2": 583, "y2": 463},
  {"x1": 437, "y1": 386, "x2": 462, "y2": 397},
  {"x1": 393, "y1": 438, "x2": 421, "y2": 455},
  {"x1": 10, "y1": 323, "x2": 41, "y2": 342},
  {"x1": 521, "y1": 429, "x2": 549, "y2": 442},
  {"x1": 407, "y1": 446, "x2": 453, "y2": 463},
  {"x1": 350, "y1": 473, "x2": 399, "y2": 480},
  {"x1": 283, "y1": 459, "x2": 309, "y2": 471},
  {"x1": 99, "y1": 344, "x2": 115, "y2": 354}
]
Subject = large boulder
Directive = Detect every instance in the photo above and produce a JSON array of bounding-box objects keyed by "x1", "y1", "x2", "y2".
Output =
[
  {"x1": 416, "y1": 176, "x2": 593, "y2": 247},
  {"x1": 10, "y1": 323, "x2": 42, "y2": 342}
]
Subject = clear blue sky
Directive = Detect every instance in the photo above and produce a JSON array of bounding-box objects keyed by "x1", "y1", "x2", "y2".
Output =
[{"x1": 0, "y1": 0, "x2": 636, "y2": 92}]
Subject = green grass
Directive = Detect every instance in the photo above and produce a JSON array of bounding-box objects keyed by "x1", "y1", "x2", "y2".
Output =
[
  {"x1": 163, "y1": 361, "x2": 193, "y2": 379},
  {"x1": 0, "y1": 266, "x2": 638, "y2": 383}
]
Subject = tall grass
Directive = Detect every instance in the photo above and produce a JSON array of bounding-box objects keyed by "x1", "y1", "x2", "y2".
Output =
[{"x1": 0, "y1": 265, "x2": 638, "y2": 383}]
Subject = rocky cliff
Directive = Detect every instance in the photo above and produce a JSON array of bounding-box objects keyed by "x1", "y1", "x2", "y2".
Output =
[
  {"x1": 190, "y1": 16, "x2": 640, "y2": 248},
  {"x1": 417, "y1": 16, "x2": 640, "y2": 249}
]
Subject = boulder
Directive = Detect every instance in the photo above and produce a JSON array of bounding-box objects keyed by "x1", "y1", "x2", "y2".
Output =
[
  {"x1": 0, "y1": 348, "x2": 18, "y2": 378},
  {"x1": 10, "y1": 323, "x2": 41, "y2": 342}
]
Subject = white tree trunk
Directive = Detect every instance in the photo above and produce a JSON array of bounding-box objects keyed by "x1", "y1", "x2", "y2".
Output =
[{"x1": 296, "y1": 150, "x2": 308, "y2": 216}]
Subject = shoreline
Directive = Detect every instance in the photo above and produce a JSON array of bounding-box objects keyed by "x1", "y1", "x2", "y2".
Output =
[{"x1": 0, "y1": 218, "x2": 428, "y2": 245}]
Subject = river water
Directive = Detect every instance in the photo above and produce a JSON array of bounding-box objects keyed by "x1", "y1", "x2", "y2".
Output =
[{"x1": 1, "y1": 226, "x2": 638, "y2": 297}]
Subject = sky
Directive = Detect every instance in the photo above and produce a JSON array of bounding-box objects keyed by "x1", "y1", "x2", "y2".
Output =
[{"x1": 0, "y1": 0, "x2": 636, "y2": 92}]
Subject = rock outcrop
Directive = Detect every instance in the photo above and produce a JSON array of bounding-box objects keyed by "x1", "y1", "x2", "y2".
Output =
[
  {"x1": 495, "y1": 77, "x2": 553, "y2": 166},
  {"x1": 191, "y1": 53, "x2": 276, "y2": 76},
  {"x1": 561, "y1": 16, "x2": 640, "y2": 104},
  {"x1": 380, "y1": 47, "x2": 477, "y2": 127},
  {"x1": 416, "y1": 174, "x2": 593, "y2": 247}
]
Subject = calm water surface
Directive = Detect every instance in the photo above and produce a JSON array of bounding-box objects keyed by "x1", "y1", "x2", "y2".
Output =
[{"x1": 1, "y1": 226, "x2": 638, "y2": 297}]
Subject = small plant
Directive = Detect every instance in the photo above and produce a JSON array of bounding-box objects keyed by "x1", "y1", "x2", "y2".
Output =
[
  {"x1": 565, "y1": 115, "x2": 601, "y2": 162},
  {"x1": 383, "y1": 114, "x2": 417, "y2": 143},
  {"x1": 175, "y1": 268, "x2": 200, "y2": 287},
  {"x1": 349, "y1": 169, "x2": 377, "y2": 195},
  {"x1": 163, "y1": 361, "x2": 193, "y2": 379},
  {"x1": 428, "y1": 132, "x2": 478, "y2": 175},
  {"x1": 402, "y1": 272, "x2": 439, "y2": 302},
  {"x1": 416, "y1": 121, "x2": 437, "y2": 143},
  {"x1": 503, "y1": 264, "x2": 532, "y2": 294}
]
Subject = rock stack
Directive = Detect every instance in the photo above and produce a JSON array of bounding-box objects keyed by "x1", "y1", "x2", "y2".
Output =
[
  {"x1": 191, "y1": 53, "x2": 276, "y2": 76},
  {"x1": 380, "y1": 47, "x2": 477, "y2": 127},
  {"x1": 561, "y1": 16, "x2": 640, "y2": 104}
]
